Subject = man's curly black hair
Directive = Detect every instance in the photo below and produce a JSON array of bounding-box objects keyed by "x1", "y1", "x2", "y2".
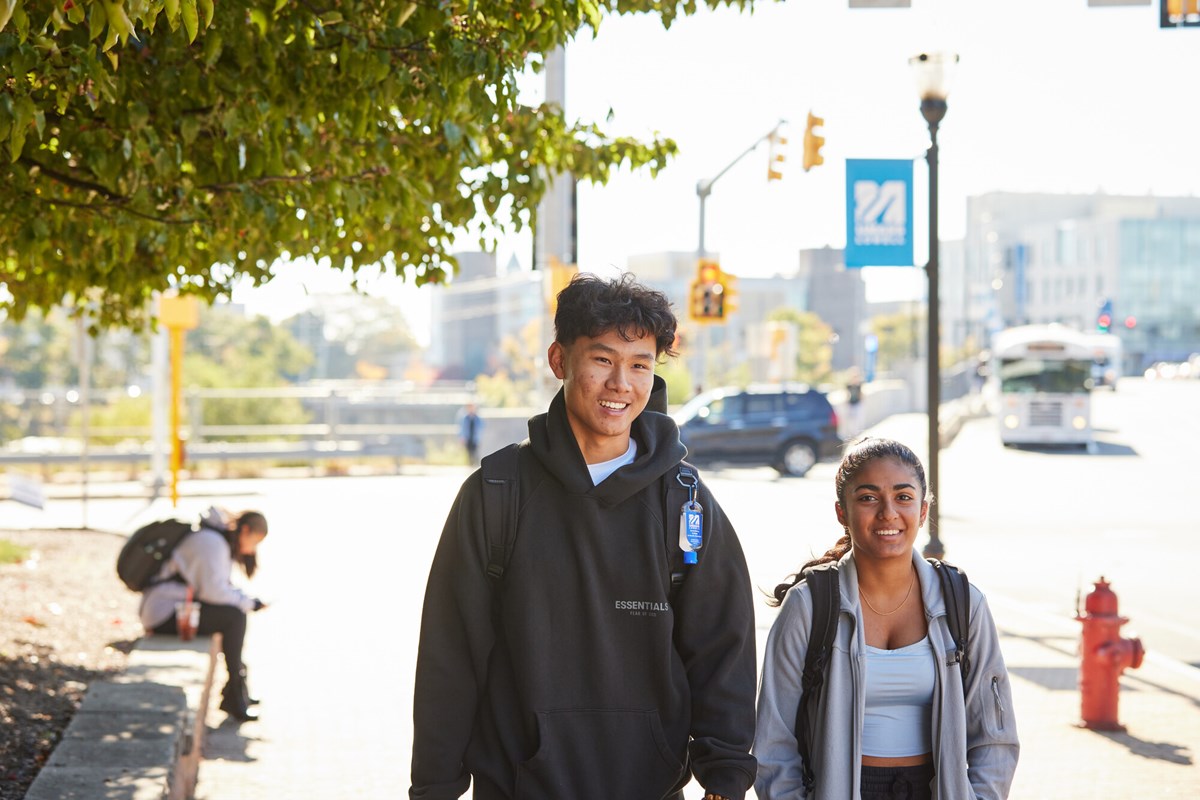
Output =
[{"x1": 553, "y1": 272, "x2": 678, "y2": 358}]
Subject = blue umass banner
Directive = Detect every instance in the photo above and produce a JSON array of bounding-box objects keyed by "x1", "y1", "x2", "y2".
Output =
[{"x1": 844, "y1": 159, "x2": 913, "y2": 267}]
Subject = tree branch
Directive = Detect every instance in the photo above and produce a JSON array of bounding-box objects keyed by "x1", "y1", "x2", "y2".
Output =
[
  {"x1": 29, "y1": 193, "x2": 199, "y2": 225},
  {"x1": 20, "y1": 157, "x2": 123, "y2": 202},
  {"x1": 198, "y1": 165, "x2": 389, "y2": 192}
]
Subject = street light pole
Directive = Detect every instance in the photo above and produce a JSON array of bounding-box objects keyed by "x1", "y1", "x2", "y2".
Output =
[
  {"x1": 696, "y1": 119, "x2": 786, "y2": 258},
  {"x1": 693, "y1": 120, "x2": 785, "y2": 388},
  {"x1": 909, "y1": 52, "x2": 957, "y2": 560}
]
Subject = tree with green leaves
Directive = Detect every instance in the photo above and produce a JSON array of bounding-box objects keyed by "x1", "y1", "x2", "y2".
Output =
[
  {"x1": 281, "y1": 294, "x2": 418, "y2": 380},
  {"x1": 1, "y1": 0, "x2": 752, "y2": 329},
  {"x1": 766, "y1": 306, "x2": 834, "y2": 385},
  {"x1": 870, "y1": 308, "x2": 924, "y2": 374}
]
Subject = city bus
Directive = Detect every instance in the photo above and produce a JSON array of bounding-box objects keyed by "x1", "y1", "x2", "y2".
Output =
[{"x1": 990, "y1": 324, "x2": 1097, "y2": 451}]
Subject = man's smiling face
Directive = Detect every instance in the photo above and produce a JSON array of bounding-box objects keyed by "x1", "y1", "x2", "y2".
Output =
[{"x1": 548, "y1": 328, "x2": 658, "y2": 465}]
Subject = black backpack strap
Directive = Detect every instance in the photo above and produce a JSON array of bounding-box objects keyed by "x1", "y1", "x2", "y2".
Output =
[
  {"x1": 481, "y1": 443, "x2": 522, "y2": 586},
  {"x1": 929, "y1": 558, "x2": 971, "y2": 693},
  {"x1": 794, "y1": 562, "x2": 841, "y2": 794},
  {"x1": 665, "y1": 461, "x2": 699, "y2": 602}
]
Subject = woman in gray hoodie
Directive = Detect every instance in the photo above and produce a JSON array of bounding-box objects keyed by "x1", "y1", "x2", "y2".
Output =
[{"x1": 754, "y1": 438, "x2": 1018, "y2": 799}]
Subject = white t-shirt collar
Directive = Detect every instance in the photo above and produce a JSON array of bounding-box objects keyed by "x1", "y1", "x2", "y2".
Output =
[{"x1": 587, "y1": 438, "x2": 638, "y2": 485}]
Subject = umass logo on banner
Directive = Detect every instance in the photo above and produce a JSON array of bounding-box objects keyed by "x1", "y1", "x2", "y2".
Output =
[{"x1": 844, "y1": 159, "x2": 914, "y2": 268}]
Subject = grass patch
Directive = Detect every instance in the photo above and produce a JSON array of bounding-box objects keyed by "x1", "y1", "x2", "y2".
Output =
[{"x1": 0, "y1": 539, "x2": 31, "y2": 564}]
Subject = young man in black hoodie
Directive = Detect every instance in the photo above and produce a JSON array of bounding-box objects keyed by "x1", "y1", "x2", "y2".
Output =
[{"x1": 410, "y1": 273, "x2": 756, "y2": 800}]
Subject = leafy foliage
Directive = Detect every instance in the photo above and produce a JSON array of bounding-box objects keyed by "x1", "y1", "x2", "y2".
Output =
[
  {"x1": 187, "y1": 305, "x2": 314, "y2": 385},
  {"x1": 281, "y1": 295, "x2": 417, "y2": 380},
  {"x1": 655, "y1": 355, "x2": 692, "y2": 406},
  {"x1": 475, "y1": 318, "x2": 541, "y2": 407},
  {"x1": 0, "y1": 302, "x2": 317, "y2": 442},
  {"x1": 181, "y1": 306, "x2": 313, "y2": 434},
  {"x1": 1, "y1": 0, "x2": 754, "y2": 329},
  {"x1": 767, "y1": 306, "x2": 834, "y2": 385},
  {"x1": 0, "y1": 538, "x2": 31, "y2": 564},
  {"x1": 0, "y1": 307, "x2": 78, "y2": 388},
  {"x1": 870, "y1": 309, "x2": 924, "y2": 373}
]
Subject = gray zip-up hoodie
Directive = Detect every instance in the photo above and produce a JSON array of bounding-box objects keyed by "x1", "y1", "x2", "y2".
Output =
[{"x1": 754, "y1": 550, "x2": 1019, "y2": 799}]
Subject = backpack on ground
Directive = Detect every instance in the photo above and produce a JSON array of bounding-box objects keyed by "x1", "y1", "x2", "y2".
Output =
[
  {"x1": 116, "y1": 519, "x2": 194, "y2": 592},
  {"x1": 793, "y1": 558, "x2": 971, "y2": 794},
  {"x1": 480, "y1": 442, "x2": 699, "y2": 602}
]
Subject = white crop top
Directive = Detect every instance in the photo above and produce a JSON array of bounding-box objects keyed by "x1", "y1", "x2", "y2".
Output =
[{"x1": 861, "y1": 636, "x2": 935, "y2": 757}]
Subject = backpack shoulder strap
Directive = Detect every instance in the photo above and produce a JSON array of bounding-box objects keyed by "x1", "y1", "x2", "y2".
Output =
[
  {"x1": 481, "y1": 443, "x2": 522, "y2": 586},
  {"x1": 929, "y1": 557, "x2": 971, "y2": 693},
  {"x1": 664, "y1": 460, "x2": 699, "y2": 602},
  {"x1": 794, "y1": 561, "x2": 842, "y2": 794}
]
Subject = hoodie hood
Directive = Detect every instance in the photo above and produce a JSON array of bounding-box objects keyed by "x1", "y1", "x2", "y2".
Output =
[
  {"x1": 527, "y1": 385, "x2": 686, "y2": 507},
  {"x1": 646, "y1": 374, "x2": 669, "y2": 415}
]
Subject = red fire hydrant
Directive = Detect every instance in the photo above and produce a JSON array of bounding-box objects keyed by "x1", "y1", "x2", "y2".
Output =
[{"x1": 1075, "y1": 577, "x2": 1144, "y2": 731}]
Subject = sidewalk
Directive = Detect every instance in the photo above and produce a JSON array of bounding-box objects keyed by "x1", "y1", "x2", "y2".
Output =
[
  {"x1": 16, "y1": 405, "x2": 1197, "y2": 797},
  {"x1": 193, "y1": 411, "x2": 1200, "y2": 797},
  {"x1": 191, "y1": 586, "x2": 1200, "y2": 799},
  {"x1": 993, "y1": 594, "x2": 1200, "y2": 798},
  {"x1": 865, "y1": 410, "x2": 1200, "y2": 797}
]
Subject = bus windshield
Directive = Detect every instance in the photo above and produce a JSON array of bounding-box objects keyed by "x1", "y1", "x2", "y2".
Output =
[{"x1": 998, "y1": 358, "x2": 1091, "y2": 394}]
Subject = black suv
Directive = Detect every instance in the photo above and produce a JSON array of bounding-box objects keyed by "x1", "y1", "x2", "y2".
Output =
[{"x1": 672, "y1": 384, "x2": 842, "y2": 477}]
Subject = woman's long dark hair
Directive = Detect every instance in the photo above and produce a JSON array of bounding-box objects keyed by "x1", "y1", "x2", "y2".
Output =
[
  {"x1": 220, "y1": 511, "x2": 268, "y2": 578},
  {"x1": 767, "y1": 437, "x2": 928, "y2": 607}
]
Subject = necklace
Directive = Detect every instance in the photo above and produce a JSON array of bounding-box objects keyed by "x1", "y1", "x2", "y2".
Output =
[{"x1": 859, "y1": 567, "x2": 916, "y2": 617}]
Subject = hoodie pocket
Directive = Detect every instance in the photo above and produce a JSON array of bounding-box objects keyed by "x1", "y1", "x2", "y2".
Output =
[{"x1": 515, "y1": 708, "x2": 686, "y2": 799}]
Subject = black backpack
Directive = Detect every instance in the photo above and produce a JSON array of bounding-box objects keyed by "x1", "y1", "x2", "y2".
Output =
[
  {"x1": 116, "y1": 519, "x2": 194, "y2": 592},
  {"x1": 794, "y1": 558, "x2": 971, "y2": 794},
  {"x1": 480, "y1": 442, "x2": 699, "y2": 601}
]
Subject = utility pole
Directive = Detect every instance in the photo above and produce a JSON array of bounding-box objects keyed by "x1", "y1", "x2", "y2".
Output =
[{"x1": 534, "y1": 46, "x2": 574, "y2": 408}]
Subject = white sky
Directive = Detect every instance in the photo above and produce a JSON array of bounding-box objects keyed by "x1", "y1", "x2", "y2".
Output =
[{"x1": 235, "y1": 0, "x2": 1200, "y2": 345}]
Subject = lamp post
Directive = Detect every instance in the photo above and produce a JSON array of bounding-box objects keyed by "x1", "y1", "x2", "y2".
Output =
[{"x1": 908, "y1": 51, "x2": 958, "y2": 560}]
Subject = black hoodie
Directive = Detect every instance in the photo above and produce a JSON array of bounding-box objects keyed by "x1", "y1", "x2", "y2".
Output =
[{"x1": 410, "y1": 383, "x2": 757, "y2": 800}]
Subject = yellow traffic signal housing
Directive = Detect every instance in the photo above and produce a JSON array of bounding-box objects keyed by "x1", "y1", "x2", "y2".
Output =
[
  {"x1": 697, "y1": 260, "x2": 721, "y2": 286},
  {"x1": 767, "y1": 133, "x2": 788, "y2": 181},
  {"x1": 690, "y1": 260, "x2": 727, "y2": 322},
  {"x1": 546, "y1": 258, "x2": 579, "y2": 315},
  {"x1": 802, "y1": 111, "x2": 825, "y2": 172},
  {"x1": 718, "y1": 270, "x2": 736, "y2": 317}
]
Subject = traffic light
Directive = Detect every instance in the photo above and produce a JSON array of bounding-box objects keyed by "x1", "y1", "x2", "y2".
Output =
[
  {"x1": 1097, "y1": 298, "x2": 1113, "y2": 332},
  {"x1": 690, "y1": 260, "x2": 726, "y2": 322},
  {"x1": 802, "y1": 111, "x2": 825, "y2": 172},
  {"x1": 767, "y1": 131, "x2": 788, "y2": 181}
]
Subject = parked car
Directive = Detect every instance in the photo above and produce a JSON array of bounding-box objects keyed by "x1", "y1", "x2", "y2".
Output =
[{"x1": 672, "y1": 384, "x2": 842, "y2": 477}]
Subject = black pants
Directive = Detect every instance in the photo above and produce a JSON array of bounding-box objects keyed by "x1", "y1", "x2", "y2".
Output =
[
  {"x1": 153, "y1": 602, "x2": 247, "y2": 681},
  {"x1": 860, "y1": 763, "x2": 935, "y2": 800}
]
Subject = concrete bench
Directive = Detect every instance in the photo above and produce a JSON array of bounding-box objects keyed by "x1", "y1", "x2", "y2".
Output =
[{"x1": 25, "y1": 634, "x2": 222, "y2": 800}]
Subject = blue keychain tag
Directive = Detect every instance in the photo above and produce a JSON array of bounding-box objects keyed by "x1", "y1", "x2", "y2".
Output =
[{"x1": 676, "y1": 470, "x2": 703, "y2": 565}]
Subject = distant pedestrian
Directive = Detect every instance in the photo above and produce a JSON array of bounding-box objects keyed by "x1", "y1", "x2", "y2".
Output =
[
  {"x1": 457, "y1": 402, "x2": 483, "y2": 466},
  {"x1": 410, "y1": 272, "x2": 757, "y2": 799},
  {"x1": 139, "y1": 507, "x2": 269, "y2": 722},
  {"x1": 845, "y1": 368, "x2": 865, "y2": 437},
  {"x1": 754, "y1": 437, "x2": 1019, "y2": 800}
]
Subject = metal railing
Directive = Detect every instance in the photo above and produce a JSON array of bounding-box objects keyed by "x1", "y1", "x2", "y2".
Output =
[{"x1": 0, "y1": 381, "x2": 479, "y2": 469}]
